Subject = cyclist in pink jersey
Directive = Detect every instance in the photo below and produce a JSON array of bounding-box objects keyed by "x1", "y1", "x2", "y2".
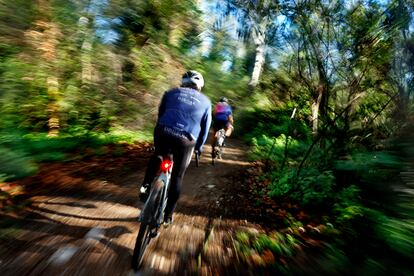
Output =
[{"x1": 213, "y1": 97, "x2": 233, "y2": 137}]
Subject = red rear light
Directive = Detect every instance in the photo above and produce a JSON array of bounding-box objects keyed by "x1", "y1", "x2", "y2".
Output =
[{"x1": 161, "y1": 160, "x2": 172, "y2": 172}]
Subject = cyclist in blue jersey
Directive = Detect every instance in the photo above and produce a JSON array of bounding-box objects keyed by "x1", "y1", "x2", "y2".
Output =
[
  {"x1": 139, "y1": 70, "x2": 212, "y2": 224},
  {"x1": 213, "y1": 97, "x2": 234, "y2": 138}
]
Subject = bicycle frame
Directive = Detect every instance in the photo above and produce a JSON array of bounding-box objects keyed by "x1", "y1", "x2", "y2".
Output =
[
  {"x1": 217, "y1": 129, "x2": 225, "y2": 146},
  {"x1": 139, "y1": 155, "x2": 173, "y2": 226},
  {"x1": 212, "y1": 129, "x2": 226, "y2": 165}
]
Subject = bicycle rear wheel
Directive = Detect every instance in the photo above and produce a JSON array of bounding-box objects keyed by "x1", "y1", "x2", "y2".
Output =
[{"x1": 131, "y1": 179, "x2": 164, "y2": 270}]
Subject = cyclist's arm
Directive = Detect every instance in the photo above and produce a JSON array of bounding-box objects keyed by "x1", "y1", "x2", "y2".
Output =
[
  {"x1": 227, "y1": 105, "x2": 234, "y2": 124},
  {"x1": 195, "y1": 105, "x2": 212, "y2": 151},
  {"x1": 228, "y1": 114, "x2": 234, "y2": 125}
]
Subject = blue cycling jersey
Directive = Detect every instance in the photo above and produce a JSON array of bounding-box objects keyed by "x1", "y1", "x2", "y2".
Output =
[
  {"x1": 157, "y1": 87, "x2": 212, "y2": 151},
  {"x1": 214, "y1": 102, "x2": 232, "y2": 122}
]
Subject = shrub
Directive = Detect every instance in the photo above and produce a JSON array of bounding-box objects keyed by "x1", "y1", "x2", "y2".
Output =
[{"x1": 0, "y1": 146, "x2": 37, "y2": 181}]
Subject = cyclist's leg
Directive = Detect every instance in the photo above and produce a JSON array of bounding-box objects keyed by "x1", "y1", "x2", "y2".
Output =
[
  {"x1": 141, "y1": 126, "x2": 169, "y2": 195},
  {"x1": 212, "y1": 120, "x2": 219, "y2": 143},
  {"x1": 225, "y1": 122, "x2": 233, "y2": 137},
  {"x1": 164, "y1": 136, "x2": 195, "y2": 220},
  {"x1": 211, "y1": 120, "x2": 219, "y2": 156},
  {"x1": 142, "y1": 156, "x2": 160, "y2": 187}
]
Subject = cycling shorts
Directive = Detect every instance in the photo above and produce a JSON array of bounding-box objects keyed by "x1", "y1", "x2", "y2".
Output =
[{"x1": 213, "y1": 119, "x2": 229, "y2": 132}]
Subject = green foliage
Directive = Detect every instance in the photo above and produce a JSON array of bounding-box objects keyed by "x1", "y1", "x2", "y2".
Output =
[
  {"x1": 235, "y1": 231, "x2": 250, "y2": 245},
  {"x1": 331, "y1": 146, "x2": 414, "y2": 273},
  {"x1": 377, "y1": 216, "x2": 414, "y2": 259},
  {"x1": 0, "y1": 146, "x2": 37, "y2": 181},
  {"x1": 253, "y1": 233, "x2": 298, "y2": 257},
  {"x1": 249, "y1": 130, "x2": 339, "y2": 208},
  {"x1": 130, "y1": 44, "x2": 180, "y2": 93},
  {"x1": 234, "y1": 228, "x2": 355, "y2": 274},
  {"x1": 0, "y1": 130, "x2": 151, "y2": 181},
  {"x1": 0, "y1": 0, "x2": 413, "y2": 273},
  {"x1": 0, "y1": 0, "x2": 202, "y2": 183},
  {"x1": 269, "y1": 169, "x2": 336, "y2": 207},
  {"x1": 0, "y1": 0, "x2": 35, "y2": 44},
  {"x1": 240, "y1": 106, "x2": 311, "y2": 142},
  {"x1": 297, "y1": 170, "x2": 335, "y2": 206},
  {"x1": 0, "y1": 58, "x2": 48, "y2": 131},
  {"x1": 0, "y1": 224, "x2": 20, "y2": 240},
  {"x1": 235, "y1": 230, "x2": 300, "y2": 266},
  {"x1": 333, "y1": 185, "x2": 363, "y2": 224},
  {"x1": 109, "y1": 0, "x2": 200, "y2": 48},
  {"x1": 336, "y1": 151, "x2": 401, "y2": 183},
  {"x1": 250, "y1": 134, "x2": 308, "y2": 163}
]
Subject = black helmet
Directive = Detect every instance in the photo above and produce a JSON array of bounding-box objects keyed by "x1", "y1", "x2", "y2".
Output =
[
  {"x1": 181, "y1": 70, "x2": 204, "y2": 90},
  {"x1": 219, "y1": 97, "x2": 228, "y2": 103}
]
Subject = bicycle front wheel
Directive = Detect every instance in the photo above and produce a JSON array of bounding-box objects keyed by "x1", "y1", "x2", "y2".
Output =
[{"x1": 131, "y1": 222, "x2": 151, "y2": 270}]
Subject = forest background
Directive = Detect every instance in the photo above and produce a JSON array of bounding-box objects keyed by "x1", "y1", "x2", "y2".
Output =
[{"x1": 1, "y1": 0, "x2": 413, "y2": 274}]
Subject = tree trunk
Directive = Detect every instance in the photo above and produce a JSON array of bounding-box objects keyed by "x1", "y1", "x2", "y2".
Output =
[
  {"x1": 249, "y1": 42, "x2": 265, "y2": 88},
  {"x1": 248, "y1": 24, "x2": 266, "y2": 90},
  {"x1": 311, "y1": 91, "x2": 322, "y2": 135},
  {"x1": 79, "y1": 16, "x2": 93, "y2": 85},
  {"x1": 31, "y1": 0, "x2": 62, "y2": 136},
  {"x1": 47, "y1": 76, "x2": 60, "y2": 136},
  {"x1": 168, "y1": 21, "x2": 182, "y2": 47}
]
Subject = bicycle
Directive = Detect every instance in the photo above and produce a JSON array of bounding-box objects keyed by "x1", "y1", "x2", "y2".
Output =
[
  {"x1": 194, "y1": 150, "x2": 200, "y2": 167},
  {"x1": 212, "y1": 129, "x2": 226, "y2": 165},
  {"x1": 131, "y1": 154, "x2": 173, "y2": 271}
]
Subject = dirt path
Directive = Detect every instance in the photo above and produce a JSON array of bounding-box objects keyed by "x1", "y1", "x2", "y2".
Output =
[{"x1": 0, "y1": 138, "x2": 261, "y2": 275}]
